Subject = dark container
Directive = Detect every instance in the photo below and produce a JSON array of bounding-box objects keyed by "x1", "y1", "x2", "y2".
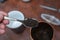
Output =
[
  {"x1": 9, "y1": 24, "x2": 26, "y2": 34},
  {"x1": 31, "y1": 22, "x2": 53, "y2": 40}
]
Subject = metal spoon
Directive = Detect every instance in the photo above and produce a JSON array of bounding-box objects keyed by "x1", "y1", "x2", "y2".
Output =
[{"x1": 4, "y1": 17, "x2": 39, "y2": 28}]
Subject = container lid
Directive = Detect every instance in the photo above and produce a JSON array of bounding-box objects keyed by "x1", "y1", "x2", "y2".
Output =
[
  {"x1": 6, "y1": 10, "x2": 25, "y2": 29},
  {"x1": 41, "y1": 14, "x2": 60, "y2": 25}
]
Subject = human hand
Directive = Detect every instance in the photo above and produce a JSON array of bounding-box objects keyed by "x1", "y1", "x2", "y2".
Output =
[{"x1": 0, "y1": 11, "x2": 9, "y2": 34}]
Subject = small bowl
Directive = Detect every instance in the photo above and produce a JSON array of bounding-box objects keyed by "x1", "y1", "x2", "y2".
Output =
[{"x1": 31, "y1": 22, "x2": 53, "y2": 40}]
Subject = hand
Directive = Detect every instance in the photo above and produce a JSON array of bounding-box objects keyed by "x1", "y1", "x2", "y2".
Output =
[{"x1": 0, "y1": 11, "x2": 9, "y2": 34}]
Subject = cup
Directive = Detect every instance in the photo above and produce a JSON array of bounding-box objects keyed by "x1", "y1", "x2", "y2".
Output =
[
  {"x1": 5, "y1": 10, "x2": 26, "y2": 34},
  {"x1": 31, "y1": 22, "x2": 53, "y2": 40}
]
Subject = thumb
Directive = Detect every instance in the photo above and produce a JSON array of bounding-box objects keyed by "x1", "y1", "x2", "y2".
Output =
[{"x1": 0, "y1": 14, "x2": 3, "y2": 22}]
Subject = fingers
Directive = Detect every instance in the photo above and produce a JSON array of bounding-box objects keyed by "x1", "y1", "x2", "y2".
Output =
[
  {"x1": 0, "y1": 20, "x2": 9, "y2": 34},
  {"x1": 0, "y1": 23, "x2": 5, "y2": 34},
  {"x1": 0, "y1": 11, "x2": 8, "y2": 34}
]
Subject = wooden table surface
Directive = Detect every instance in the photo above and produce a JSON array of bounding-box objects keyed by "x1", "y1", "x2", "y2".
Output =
[{"x1": 0, "y1": 0, "x2": 60, "y2": 40}]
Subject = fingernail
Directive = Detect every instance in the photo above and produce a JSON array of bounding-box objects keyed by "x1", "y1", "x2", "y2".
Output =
[
  {"x1": 0, "y1": 29, "x2": 5, "y2": 34},
  {"x1": 3, "y1": 20, "x2": 9, "y2": 25}
]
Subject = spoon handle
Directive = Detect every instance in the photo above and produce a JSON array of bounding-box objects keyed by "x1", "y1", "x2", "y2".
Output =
[{"x1": 4, "y1": 16, "x2": 17, "y2": 21}]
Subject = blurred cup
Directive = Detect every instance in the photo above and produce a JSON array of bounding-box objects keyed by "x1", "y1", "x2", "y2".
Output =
[{"x1": 31, "y1": 22, "x2": 53, "y2": 40}]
